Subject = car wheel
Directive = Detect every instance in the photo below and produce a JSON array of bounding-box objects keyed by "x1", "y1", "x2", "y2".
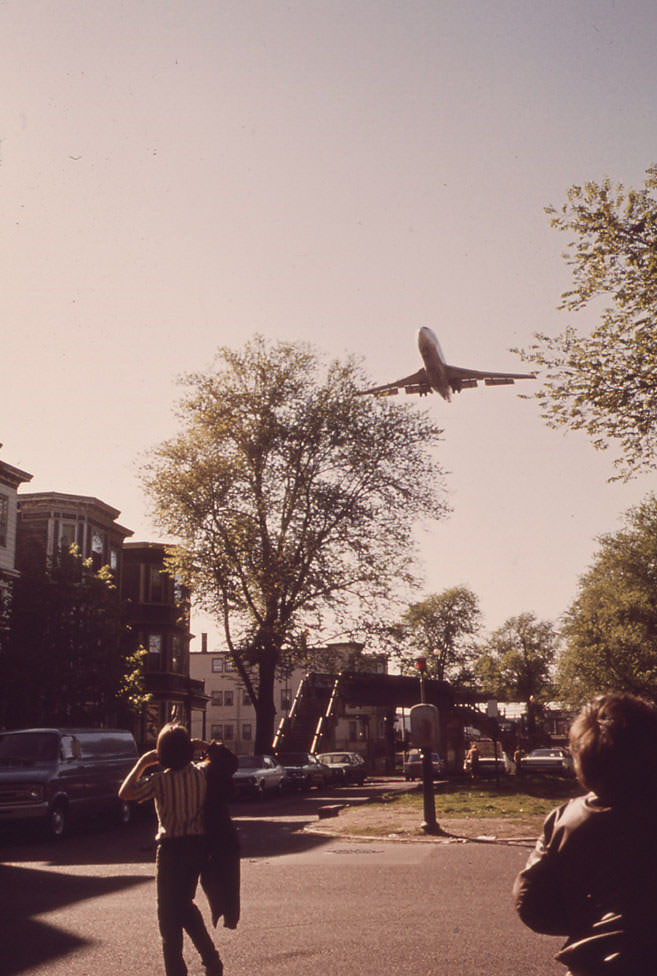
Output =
[
  {"x1": 255, "y1": 780, "x2": 265, "y2": 800},
  {"x1": 48, "y1": 801, "x2": 67, "y2": 840}
]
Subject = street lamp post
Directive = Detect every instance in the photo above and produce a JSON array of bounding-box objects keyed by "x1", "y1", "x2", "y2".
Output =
[{"x1": 412, "y1": 657, "x2": 443, "y2": 835}]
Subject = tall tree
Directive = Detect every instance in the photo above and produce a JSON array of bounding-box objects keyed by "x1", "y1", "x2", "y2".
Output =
[
  {"x1": 392, "y1": 586, "x2": 481, "y2": 682},
  {"x1": 475, "y1": 613, "x2": 558, "y2": 708},
  {"x1": 516, "y1": 165, "x2": 657, "y2": 479},
  {"x1": 557, "y1": 494, "x2": 657, "y2": 705},
  {"x1": 143, "y1": 336, "x2": 447, "y2": 752}
]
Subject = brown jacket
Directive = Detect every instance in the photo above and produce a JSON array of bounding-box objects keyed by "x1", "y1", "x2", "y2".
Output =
[{"x1": 513, "y1": 793, "x2": 657, "y2": 974}]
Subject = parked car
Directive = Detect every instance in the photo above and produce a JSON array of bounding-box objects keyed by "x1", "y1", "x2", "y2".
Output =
[
  {"x1": 233, "y1": 754, "x2": 285, "y2": 798},
  {"x1": 0, "y1": 727, "x2": 138, "y2": 839},
  {"x1": 316, "y1": 751, "x2": 367, "y2": 786},
  {"x1": 403, "y1": 749, "x2": 447, "y2": 781},
  {"x1": 278, "y1": 752, "x2": 329, "y2": 791},
  {"x1": 475, "y1": 752, "x2": 514, "y2": 777},
  {"x1": 520, "y1": 747, "x2": 574, "y2": 776}
]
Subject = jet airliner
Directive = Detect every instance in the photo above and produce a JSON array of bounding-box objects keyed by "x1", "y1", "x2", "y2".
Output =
[{"x1": 358, "y1": 327, "x2": 535, "y2": 402}]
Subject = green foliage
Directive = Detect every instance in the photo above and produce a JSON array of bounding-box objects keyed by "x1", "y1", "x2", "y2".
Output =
[
  {"x1": 392, "y1": 586, "x2": 482, "y2": 682},
  {"x1": 117, "y1": 643, "x2": 151, "y2": 714},
  {"x1": 516, "y1": 165, "x2": 657, "y2": 479},
  {"x1": 475, "y1": 612, "x2": 558, "y2": 704},
  {"x1": 143, "y1": 335, "x2": 447, "y2": 750},
  {"x1": 557, "y1": 494, "x2": 657, "y2": 704}
]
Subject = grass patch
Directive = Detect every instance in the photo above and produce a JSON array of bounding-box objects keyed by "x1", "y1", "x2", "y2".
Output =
[{"x1": 388, "y1": 776, "x2": 582, "y2": 820}]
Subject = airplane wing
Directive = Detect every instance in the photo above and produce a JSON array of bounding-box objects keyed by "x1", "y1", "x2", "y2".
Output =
[
  {"x1": 446, "y1": 364, "x2": 535, "y2": 390},
  {"x1": 357, "y1": 368, "x2": 431, "y2": 397}
]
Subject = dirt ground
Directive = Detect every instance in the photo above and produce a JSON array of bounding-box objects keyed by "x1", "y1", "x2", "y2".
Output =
[{"x1": 311, "y1": 798, "x2": 544, "y2": 844}]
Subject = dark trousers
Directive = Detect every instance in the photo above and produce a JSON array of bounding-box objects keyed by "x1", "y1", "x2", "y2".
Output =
[{"x1": 156, "y1": 836, "x2": 220, "y2": 976}]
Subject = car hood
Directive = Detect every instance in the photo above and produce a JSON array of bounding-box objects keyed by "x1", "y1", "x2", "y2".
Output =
[{"x1": 0, "y1": 764, "x2": 55, "y2": 785}]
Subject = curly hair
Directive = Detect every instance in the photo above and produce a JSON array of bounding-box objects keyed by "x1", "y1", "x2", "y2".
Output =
[
  {"x1": 156, "y1": 723, "x2": 194, "y2": 771},
  {"x1": 569, "y1": 693, "x2": 657, "y2": 802}
]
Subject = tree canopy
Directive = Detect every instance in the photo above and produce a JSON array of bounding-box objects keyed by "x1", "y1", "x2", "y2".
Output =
[
  {"x1": 142, "y1": 336, "x2": 447, "y2": 751},
  {"x1": 517, "y1": 164, "x2": 657, "y2": 479},
  {"x1": 392, "y1": 586, "x2": 481, "y2": 683},
  {"x1": 475, "y1": 612, "x2": 558, "y2": 706},
  {"x1": 557, "y1": 494, "x2": 657, "y2": 705}
]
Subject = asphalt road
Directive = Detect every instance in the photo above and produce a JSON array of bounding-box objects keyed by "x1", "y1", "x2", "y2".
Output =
[{"x1": 0, "y1": 780, "x2": 563, "y2": 976}]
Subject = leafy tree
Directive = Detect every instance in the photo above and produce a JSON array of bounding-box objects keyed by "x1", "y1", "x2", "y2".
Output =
[
  {"x1": 557, "y1": 494, "x2": 657, "y2": 704},
  {"x1": 475, "y1": 613, "x2": 558, "y2": 711},
  {"x1": 392, "y1": 586, "x2": 482, "y2": 682},
  {"x1": 143, "y1": 336, "x2": 447, "y2": 752},
  {"x1": 0, "y1": 546, "x2": 145, "y2": 729},
  {"x1": 516, "y1": 165, "x2": 657, "y2": 479}
]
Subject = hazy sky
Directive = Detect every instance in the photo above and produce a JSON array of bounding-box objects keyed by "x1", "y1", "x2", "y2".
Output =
[{"x1": 3, "y1": 0, "x2": 657, "y2": 643}]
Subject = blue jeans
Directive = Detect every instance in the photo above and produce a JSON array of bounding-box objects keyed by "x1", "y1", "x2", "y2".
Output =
[{"x1": 156, "y1": 836, "x2": 220, "y2": 976}]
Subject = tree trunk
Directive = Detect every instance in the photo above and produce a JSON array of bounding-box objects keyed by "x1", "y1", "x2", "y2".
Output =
[{"x1": 254, "y1": 653, "x2": 278, "y2": 754}]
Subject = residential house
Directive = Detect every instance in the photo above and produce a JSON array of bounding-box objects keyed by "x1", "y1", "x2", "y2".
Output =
[
  {"x1": 0, "y1": 453, "x2": 32, "y2": 607},
  {"x1": 121, "y1": 542, "x2": 206, "y2": 746},
  {"x1": 16, "y1": 491, "x2": 133, "y2": 577}
]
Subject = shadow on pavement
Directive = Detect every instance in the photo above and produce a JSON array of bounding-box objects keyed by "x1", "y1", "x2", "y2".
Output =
[{"x1": 0, "y1": 862, "x2": 149, "y2": 976}]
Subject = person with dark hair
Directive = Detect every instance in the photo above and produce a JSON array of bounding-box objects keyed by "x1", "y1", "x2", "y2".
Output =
[
  {"x1": 119, "y1": 724, "x2": 229, "y2": 976},
  {"x1": 513, "y1": 693, "x2": 657, "y2": 975}
]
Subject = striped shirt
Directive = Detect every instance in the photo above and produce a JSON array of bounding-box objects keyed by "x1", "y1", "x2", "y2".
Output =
[{"x1": 135, "y1": 762, "x2": 208, "y2": 841}]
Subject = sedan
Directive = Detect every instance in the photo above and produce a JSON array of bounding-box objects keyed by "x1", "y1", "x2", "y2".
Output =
[
  {"x1": 316, "y1": 751, "x2": 367, "y2": 786},
  {"x1": 403, "y1": 750, "x2": 447, "y2": 781},
  {"x1": 233, "y1": 754, "x2": 285, "y2": 798},
  {"x1": 520, "y1": 747, "x2": 574, "y2": 776},
  {"x1": 278, "y1": 753, "x2": 329, "y2": 791}
]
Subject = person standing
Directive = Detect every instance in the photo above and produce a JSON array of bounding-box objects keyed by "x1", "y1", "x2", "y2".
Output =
[
  {"x1": 465, "y1": 741, "x2": 480, "y2": 779},
  {"x1": 119, "y1": 724, "x2": 225, "y2": 976},
  {"x1": 513, "y1": 693, "x2": 657, "y2": 975}
]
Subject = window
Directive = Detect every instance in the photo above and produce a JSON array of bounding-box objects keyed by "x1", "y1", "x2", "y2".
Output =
[
  {"x1": 211, "y1": 690, "x2": 223, "y2": 706},
  {"x1": 224, "y1": 658, "x2": 234, "y2": 672},
  {"x1": 60, "y1": 522, "x2": 76, "y2": 550},
  {"x1": 242, "y1": 691, "x2": 251, "y2": 706},
  {"x1": 223, "y1": 724, "x2": 234, "y2": 740},
  {"x1": 0, "y1": 494, "x2": 7, "y2": 548},
  {"x1": 242, "y1": 723, "x2": 252, "y2": 741},
  {"x1": 211, "y1": 724, "x2": 223, "y2": 740},
  {"x1": 211, "y1": 658, "x2": 224, "y2": 673},
  {"x1": 149, "y1": 564, "x2": 165, "y2": 603},
  {"x1": 348, "y1": 720, "x2": 358, "y2": 741},
  {"x1": 148, "y1": 635, "x2": 162, "y2": 655},
  {"x1": 224, "y1": 690, "x2": 234, "y2": 707}
]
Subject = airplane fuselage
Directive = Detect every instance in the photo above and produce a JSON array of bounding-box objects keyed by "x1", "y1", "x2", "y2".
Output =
[{"x1": 417, "y1": 327, "x2": 452, "y2": 401}]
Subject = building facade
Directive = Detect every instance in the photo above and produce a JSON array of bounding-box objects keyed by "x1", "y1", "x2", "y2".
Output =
[
  {"x1": 0, "y1": 455, "x2": 33, "y2": 606},
  {"x1": 16, "y1": 491, "x2": 133, "y2": 577},
  {"x1": 122, "y1": 542, "x2": 206, "y2": 746}
]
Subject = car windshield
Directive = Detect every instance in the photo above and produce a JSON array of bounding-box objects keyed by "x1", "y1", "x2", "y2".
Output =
[
  {"x1": 237, "y1": 756, "x2": 262, "y2": 769},
  {"x1": 0, "y1": 731, "x2": 59, "y2": 762},
  {"x1": 321, "y1": 754, "x2": 349, "y2": 764}
]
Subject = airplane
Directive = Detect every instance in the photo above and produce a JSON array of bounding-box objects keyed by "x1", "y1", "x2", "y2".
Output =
[{"x1": 357, "y1": 327, "x2": 535, "y2": 402}]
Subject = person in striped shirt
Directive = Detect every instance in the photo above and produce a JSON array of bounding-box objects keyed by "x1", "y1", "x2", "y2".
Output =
[{"x1": 119, "y1": 723, "x2": 223, "y2": 976}]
